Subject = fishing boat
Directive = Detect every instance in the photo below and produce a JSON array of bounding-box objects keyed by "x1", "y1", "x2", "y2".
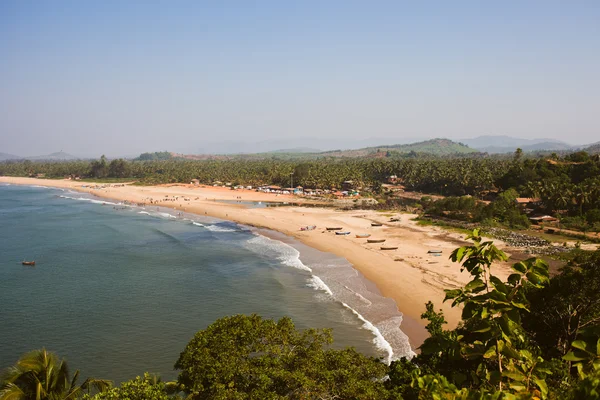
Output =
[
  {"x1": 367, "y1": 239, "x2": 386, "y2": 243},
  {"x1": 427, "y1": 250, "x2": 443, "y2": 254},
  {"x1": 335, "y1": 231, "x2": 351, "y2": 235},
  {"x1": 326, "y1": 227, "x2": 343, "y2": 231},
  {"x1": 371, "y1": 222, "x2": 383, "y2": 227},
  {"x1": 22, "y1": 261, "x2": 35, "y2": 266},
  {"x1": 390, "y1": 217, "x2": 400, "y2": 222},
  {"x1": 355, "y1": 233, "x2": 371, "y2": 238},
  {"x1": 380, "y1": 246, "x2": 398, "y2": 250}
]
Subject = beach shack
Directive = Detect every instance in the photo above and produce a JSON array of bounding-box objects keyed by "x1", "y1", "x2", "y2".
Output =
[
  {"x1": 515, "y1": 198, "x2": 541, "y2": 209},
  {"x1": 529, "y1": 215, "x2": 559, "y2": 225}
]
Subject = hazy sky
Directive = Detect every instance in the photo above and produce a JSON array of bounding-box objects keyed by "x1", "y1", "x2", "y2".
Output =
[{"x1": 1, "y1": 1, "x2": 599, "y2": 156}]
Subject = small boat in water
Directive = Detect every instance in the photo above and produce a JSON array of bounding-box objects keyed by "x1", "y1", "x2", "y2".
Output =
[
  {"x1": 381, "y1": 246, "x2": 398, "y2": 251},
  {"x1": 326, "y1": 227, "x2": 343, "y2": 231},
  {"x1": 355, "y1": 233, "x2": 371, "y2": 238},
  {"x1": 371, "y1": 222, "x2": 383, "y2": 227},
  {"x1": 335, "y1": 231, "x2": 351, "y2": 235},
  {"x1": 367, "y1": 239, "x2": 386, "y2": 243},
  {"x1": 22, "y1": 261, "x2": 35, "y2": 266}
]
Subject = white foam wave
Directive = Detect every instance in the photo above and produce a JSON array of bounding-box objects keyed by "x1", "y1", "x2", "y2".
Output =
[
  {"x1": 245, "y1": 233, "x2": 412, "y2": 362},
  {"x1": 59, "y1": 195, "x2": 118, "y2": 206},
  {"x1": 158, "y1": 212, "x2": 177, "y2": 219},
  {"x1": 342, "y1": 303, "x2": 394, "y2": 365},
  {"x1": 306, "y1": 275, "x2": 333, "y2": 295},
  {"x1": 138, "y1": 211, "x2": 150, "y2": 215},
  {"x1": 244, "y1": 235, "x2": 312, "y2": 272},
  {"x1": 204, "y1": 224, "x2": 236, "y2": 232},
  {"x1": 192, "y1": 222, "x2": 204, "y2": 227}
]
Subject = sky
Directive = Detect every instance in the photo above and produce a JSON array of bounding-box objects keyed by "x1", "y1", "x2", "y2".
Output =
[{"x1": 1, "y1": 1, "x2": 599, "y2": 157}]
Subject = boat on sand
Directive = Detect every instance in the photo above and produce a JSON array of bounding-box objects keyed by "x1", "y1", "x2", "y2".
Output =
[
  {"x1": 427, "y1": 250, "x2": 442, "y2": 254},
  {"x1": 326, "y1": 227, "x2": 343, "y2": 231},
  {"x1": 367, "y1": 239, "x2": 386, "y2": 243},
  {"x1": 335, "y1": 231, "x2": 351, "y2": 235},
  {"x1": 381, "y1": 246, "x2": 398, "y2": 250},
  {"x1": 371, "y1": 222, "x2": 383, "y2": 227},
  {"x1": 355, "y1": 233, "x2": 371, "y2": 238}
]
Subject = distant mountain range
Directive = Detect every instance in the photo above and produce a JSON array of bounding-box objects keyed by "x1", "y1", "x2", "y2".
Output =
[
  {"x1": 318, "y1": 138, "x2": 477, "y2": 157},
  {"x1": 0, "y1": 152, "x2": 21, "y2": 161},
  {"x1": 582, "y1": 141, "x2": 600, "y2": 154},
  {"x1": 459, "y1": 135, "x2": 575, "y2": 153},
  {"x1": 194, "y1": 137, "x2": 423, "y2": 155},
  {"x1": 0, "y1": 151, "x2": 80, "y2": 161},
  {"x1": 2, "y1": 136, "x2": 598, "y2": 162}
]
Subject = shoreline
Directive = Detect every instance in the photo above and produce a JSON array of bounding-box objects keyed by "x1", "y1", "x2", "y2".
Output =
[{"x1": 0, "y1": 177, "x2": 523, "y2": 352}]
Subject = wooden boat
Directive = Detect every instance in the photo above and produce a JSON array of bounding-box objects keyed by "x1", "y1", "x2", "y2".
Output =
[
  {"x1": 326, "y1": 227, "x2": 343, "y2": 231},
  {"x1": 427, "y1": 250, "x2": 443, "y2": 254},
  {"x1": 367, "y1": 239, "x2": 386, "y2": 243},
  {"x1": 390, "y1": 217, "x2": 400, "y2": 222},
  {"x1": 335, "y1": 231, "x2": 351, "y2": 235},
  {"x1": 22, "y1": 261, "x2": 35, "y2": 266},
  {"x1": 371, "y1": 222, "x2": 383, "y2": 227},
  {"x1": 355, "y1": 233, "x2": 371, "y2": 238},
  {"x1": 380, "y1": 246, "x2": 398, "y2": 251}
]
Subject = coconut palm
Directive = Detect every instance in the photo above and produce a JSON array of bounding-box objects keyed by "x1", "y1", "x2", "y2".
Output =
[{"x1": 0, "y1": 349, "x2": 111, "y2": 400}]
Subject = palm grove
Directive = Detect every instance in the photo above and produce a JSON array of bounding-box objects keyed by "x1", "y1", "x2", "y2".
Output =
[
  {"x1": 2, "y1": 233, "x2": 600, "y2": 399},
  {"x1": 2, "y1": 150, "x2": 600, "y2": 232}
]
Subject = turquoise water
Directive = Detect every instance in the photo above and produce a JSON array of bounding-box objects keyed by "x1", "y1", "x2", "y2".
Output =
[{"x1": 0, "y1": 184, "x2": 412, "y2": 383}]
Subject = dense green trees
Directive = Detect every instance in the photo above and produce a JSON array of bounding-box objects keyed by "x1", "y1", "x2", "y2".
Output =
[{"x1": 174, "y1": 314, "x2": 390, "y2": 399}]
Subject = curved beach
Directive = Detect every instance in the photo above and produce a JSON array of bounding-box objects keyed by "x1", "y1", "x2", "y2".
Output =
[{"x1": 0, "y1": 177, "x2": 519, "y2": 350}]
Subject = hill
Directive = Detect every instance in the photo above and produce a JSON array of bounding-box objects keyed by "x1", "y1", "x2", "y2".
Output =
[
  {"x1": 0, "y1": 152, "x2": 21, "y2": 161},
  {"x1": 22, "y1": 151, "x2": 79, "y2": 161},
  {"x1": 582, "y1": 141, "x2": 600, "y2": 154},
  {"x1": 267, "y1": 147, "x2": 321, "y2": 154},
  {"x1": 319, "y1": 138, "x2": 478, "y2": 157},
  {"x1": 461, "y1": 135, "x2": 572, "y2": 153}
]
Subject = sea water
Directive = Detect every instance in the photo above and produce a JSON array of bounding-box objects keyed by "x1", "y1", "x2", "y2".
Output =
[{"x1": 0, "y1": 184, "x2": 413, "y2": 383}]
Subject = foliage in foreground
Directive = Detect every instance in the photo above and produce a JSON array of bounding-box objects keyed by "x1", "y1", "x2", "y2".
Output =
[
  {"x1": 0, "y1": 349, "x2": 111, "y2": 400},
  {"x1": 2, "y1": 233, "x2": 600, "y2": 399}
]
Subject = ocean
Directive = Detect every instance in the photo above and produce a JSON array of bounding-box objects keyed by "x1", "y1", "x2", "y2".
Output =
[{"x1": 0, "y1": 184, "x2": 413, "y2": 383}]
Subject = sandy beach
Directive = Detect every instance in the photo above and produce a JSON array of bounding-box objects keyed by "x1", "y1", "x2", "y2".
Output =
[{"x1": 1, "y1": 177, "x2": 522, "y2": 350}]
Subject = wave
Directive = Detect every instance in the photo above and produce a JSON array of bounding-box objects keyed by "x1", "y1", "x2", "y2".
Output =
[
  {"x1": 158, "y1": 212, "x2": 177, "y2": 219},
  {"x1": 138, "y1": 211, "x2": 150, "y2": 215},
  {"x1": 244, "y1": 233, "x2": 404, "y2": 362},
  {"x1": 152, "y1": 228, "x2": 184, "y2": 245},
  {"x1": 59, "y1": 195, "x2": 118, "y2": 206},
  {"x1": 342, "y1": 303, "x2": 395, "y2": 364},
  {"x1": 244, "y1": 235, "x2": 312, "y2": 272},
  {"x1": 204, "y1": 224, "x2": 236, "y2": 233},
  {"x1": 306, "y1": 275, "x2": 333, "y2": 296},
  {"x1": 191, "y1": 222, "x2": 204, "y2": 227}
]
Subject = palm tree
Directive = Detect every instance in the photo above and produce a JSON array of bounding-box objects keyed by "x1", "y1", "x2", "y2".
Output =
[{"x1": 0, "y1": 349, "x2": 111, "y2": 400}]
